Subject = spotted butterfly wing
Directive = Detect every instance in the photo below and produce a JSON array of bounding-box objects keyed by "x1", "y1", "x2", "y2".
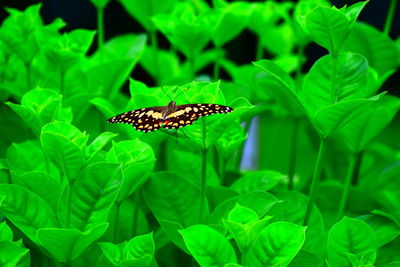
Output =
[
  {"x1": 107, "y1": 102, "x2": 234, "y2": 133},
  {"x1": 107, "y1": 106, "x2": 165, "y2": 133},
  {"x1": 163, "y1": 104, "x2": 233, "y2": 129}
]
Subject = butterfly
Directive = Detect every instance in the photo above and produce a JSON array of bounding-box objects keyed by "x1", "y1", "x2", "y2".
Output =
[{"x1": 107, "y1": 101, "x2": 234, "y2": 133}]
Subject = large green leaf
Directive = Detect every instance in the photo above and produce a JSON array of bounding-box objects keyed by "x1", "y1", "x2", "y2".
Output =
[
  {"x1": 143, "y1": 172, "x2": 205, "y2": 251},
  {"x1": 40, "y1": 121, "x2": 88, "y2": 181},
  {"x1": 0, "y1": 222, "x2": 13, "y2": 241},
  {"x1": 337, "y1": 95, "x2": 400, "y2": 152},
  {"x1": 245, "y1": 222, "x2": 306, "y2": 267},
  {"x1": 58, "y1": 162, "x2": 122, "y2": 230},
  {"x1": 302, "y1": 53, "x2": 369, "y2": 115},
  {"x1": 107, "y1": 139, "x2": 155, "y2": 201},
  {"x1": 37, "y1": 223, "x2": 108, "y2": 262},
  {"x1": 86, "y1": 132, "x2": 118, "y2": 161},
  {"x1": 87, "y1": 34, "x2": 147, "y2": 99},
  {"x1": 343, "y1": 23, "x2": 400, "y2": 76},
  {"x1": 327, "y1": 217, "x2": 376, "y2": 267},
  {"x1": 0, "y1": 184, "x2": 57, "y2": 244},
  {"x1": 180, "y1": 224, "x2": 237, "y2": 267}
]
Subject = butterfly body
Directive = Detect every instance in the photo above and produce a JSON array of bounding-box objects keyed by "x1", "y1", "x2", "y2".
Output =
[{"x1": 107, "y1": 101, "x2": 233, "y2": 133}]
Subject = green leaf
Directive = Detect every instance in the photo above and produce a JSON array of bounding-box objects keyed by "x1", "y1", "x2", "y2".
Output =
[
  {"x1": 209, "y1": 191, "x2": 279, "y2": 230},
  {"x1": 180, "y1": 224, "x2": 237, "y2": 266},
  {"x1": 87, "y1": 34, "x2": 147, "y2": 99},
  {"x1": 337, "y1": 95, "x2": 400, "y2": 152},
  {"x1": 298, "y1": 6, "x2": 352, "y2": 53},
  {"x1": 246, "y1": 222, "x2": 306, "y2": 267},
  {"x1": 288, "y1": 249, "x2": 323, "y2": 267},
  {"x1": 0, "y1": 222, "x2": 13, "y2": 241},
  {"x1": 97, "y1": 242, "x2": 122, "y2": 265},
  {"x1": 107, "y1": 139, "x2": 155, "y2": 201},
  {"x1": 205, "y1": 2, "x2": 251, "y2": 46},
  {"x1": 227, "y1": 204, "x2": 259, "y2": 225},
  {"x1": 123, "y1": 232, "x2": 155, "y2": 263},
  {"x1": 40, "y1": 121, "x2": 88, "y2": 181},
  {"x1": 143, "y1": 172, "x2": 205, "y2": 251},
  {"x1": 253, "y1": 60, "x2": 304, "y2": 116},
  {"x1": 0, "y1": 240, "x2": 30, "y2": 267},
  {"x1": 314, "y1": 95, "x2": 382, "y2": 138},
  {"x1": 118, "y1": 0, "x2": 177, "y2": 31},
  {"x1": 0, "y1": 184, "x2": 57, "y2": 244},
  {"x1": 12, "y1": 171, "x2": 61, "y2": 211},
  {"x1": 153, "y1": 12, "x2": 211, "y2": 58},
  {"x1": 231, "y1": 170, "x2": 286, "y2": 194},
  {"x1": 343, "y1": 23, "x2": 399, "y2": 76},
  {"x1": 302, "y1": 53, "x2": 369, "y2": 115},
  {"x1": 89, "y1": 0, "x2": 110, "y2": 9},
  {"x1": 327, "y1": 217, "x2": 376, "y2": 267},
  {"x1": 86, "y1": 132, "x2": 118, "y2": 160},
  {"x1": 37, "y1": 223, "x2": 108, "y2": 262},
  {"x1": 59, "y1": 162, "x2": 122, "y2": 230},
  {"x1": 359, "y1": 210, "x2": 400, "y2": 248}
]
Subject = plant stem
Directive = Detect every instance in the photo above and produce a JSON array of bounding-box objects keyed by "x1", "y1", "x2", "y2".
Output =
[
  {"x1": 288, "y1": 118, "x2": 300, "y2": 190},
  {"x1": 113, "y1": 202, "x2": 121, "y2": 242},
  {"x1": 255, "y1": 37, "x2": 264, "y2": 60},
  {"x1": 132, "y1": 191, "x2": 140, "y2": 236},
  {"x1": 199, "y1": 118, "x2": 208, "y2": 224},
  {"x1": 384, "y1": 0, "x2": 398, "y2": 36},
  {"x1": 351, "y1": 151, "x2": 364, "y2": 186},
  {"x1": 213, "y1": 44, "x2": 222, "y2": 81},
  {"x1": 303, "y1": 138, "x2": 326, "y2": 226},
  {"x1": 97, "y1": 7, "x2": 104, "y2": 51},
  {"x1": 337, "y1": 153, "x2": 357, "y2": 221},
  {"x1": 150, "y1": 29, "x2": 160, "y2": 85}
]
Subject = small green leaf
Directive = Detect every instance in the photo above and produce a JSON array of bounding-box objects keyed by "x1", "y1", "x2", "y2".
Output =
[
  {"x1": 327, "y1": 217, "x2": 376, "y2": 267},
  {"x1": 123, "y1": 232, "x2": 155, "y2": 263},
  {"x1": 0, "y1": 184, "x2": 57, "y2": 244},
  {"x1": 231, "y1": 170, "x2": 286, "y2": 194},
  {"x1": 37, "y1": 223, "x2": 108, "y2": 262},
  {"x1": 98, "y1": 242, "x2": 122, "y2": 265},
  {"x1": 246, "y1": 222, "x2": 306, "y2": 267},
  {"x1": 180, "y1": 224, "x2": 237, "y2": 266},
  {"x1": 228, "y1": 204, "x2": 259, "y2": 225},
  {"x1": 86, "y1": 132, "x2": 118, "y2": 160}
]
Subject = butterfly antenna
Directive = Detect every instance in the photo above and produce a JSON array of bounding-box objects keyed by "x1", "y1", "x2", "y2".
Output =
[
  {"x1": 160, "y1": 86, "x2": 173, "y2": 102},
  {"x1": 172, "y1": 86, "x2": 190, "y2": 101}
]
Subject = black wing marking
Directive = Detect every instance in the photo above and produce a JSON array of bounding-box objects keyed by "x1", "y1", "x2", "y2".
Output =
[
  {"x1": 163, "y1": 104, "x2": 233, "y2": 129},
  {"x1": 107, "y1": 106, "x2": 165, "y2": 133}
]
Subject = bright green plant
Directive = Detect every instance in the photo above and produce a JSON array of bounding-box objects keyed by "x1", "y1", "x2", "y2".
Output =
[{"x1": 0, "y1": 0, "x2": 400, "y2": 267}]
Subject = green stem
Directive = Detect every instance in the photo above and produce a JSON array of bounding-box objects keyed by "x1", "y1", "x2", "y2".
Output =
[
  {"x1": 337, "y1": 153, "x2": 357, "y2": 221},
  {"x1": 150, "y1": 29, "x2": 160, "y2": 85},
  {"x1": 25, "y1": 62, "x2": 32, "y2": 90},
  {"x1": 384, "y1": 0, "x2": 398, "y2": 35},
  {"x1": 351, "y1": 151, "x2": 364, "y2": 186},
  {"x1": 132, "y1": 191, "x2": 140, "y2": 236},
  {"x1": 288, "y1": 118, "x2": 300, "y2": 190},
  {"x1": 199, "y1": 118, "x2": 208, "y2": 224},
  {"x1": 97, "y1": 7, "x2": 104, "y2": 51},
  {"x1": 213, "y1": 45, "x2": 222, "y2": 81},
  {"x1": 303, "y1": 138, "x2": 326, "y2": 226},
  {"x1": 255, "y1": 37, "x2": 264, "y2": 60},
  {"x1": 113, "y1": 202, "x2": 121, "y2": 242}
]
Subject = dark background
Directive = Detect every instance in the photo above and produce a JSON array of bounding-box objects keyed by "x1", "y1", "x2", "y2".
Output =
[{"x1": 0, "y1": 0, "x2": 399, "y2": 91}]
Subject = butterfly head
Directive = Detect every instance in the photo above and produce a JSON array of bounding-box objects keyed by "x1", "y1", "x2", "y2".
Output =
[{"x1": 167, "y1": 101, "x2": 176, "y2": 108}]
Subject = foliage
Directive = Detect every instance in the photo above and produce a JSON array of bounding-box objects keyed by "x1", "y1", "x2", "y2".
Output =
[{"x1": 0, "y1": 0, "x2": 399, "y2": 266}]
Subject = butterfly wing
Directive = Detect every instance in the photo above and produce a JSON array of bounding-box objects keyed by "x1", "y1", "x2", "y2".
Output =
[
  {"x1": 107, "y1": 106, "x2": 166, "y2": 133},
  {"x1": 163, "y1": 104, "x2": 233, "y2": 129}
]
